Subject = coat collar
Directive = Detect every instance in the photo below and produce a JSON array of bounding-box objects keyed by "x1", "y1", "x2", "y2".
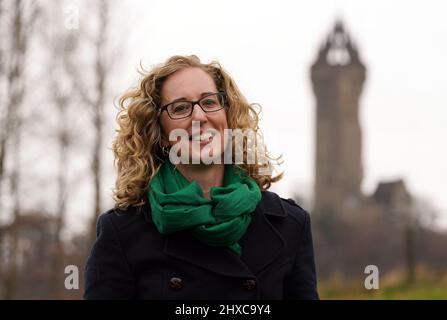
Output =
[{"x1": 142, "y1": 191, "x2": 287, "y2": 278}]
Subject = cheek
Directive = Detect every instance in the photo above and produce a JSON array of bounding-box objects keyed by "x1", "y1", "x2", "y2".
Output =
[
  {"x1": 214, "y1": 110, "x2": 229, "y2": 130},
  {"x1": 159, "y1": 114, "x2": 169, "y2": 133},
  {"x1": 223, "y1": 113, "x2": 229, "y2": 128},
  {"x1": 160, "y1": 116, "x2": 190, "y2": 146}
]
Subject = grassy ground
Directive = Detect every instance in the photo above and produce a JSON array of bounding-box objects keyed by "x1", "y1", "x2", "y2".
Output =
[{"x1": 318, "y1": 271, "x2": 447, "y2": 299}]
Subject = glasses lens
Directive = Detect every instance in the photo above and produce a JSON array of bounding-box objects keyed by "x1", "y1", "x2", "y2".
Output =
[
  {"x1": 168, "y1": 102, "x2": 192, "y2": 119},
  {"x1": 200, "y1": 93, "x2": 224, "y2": 111}
]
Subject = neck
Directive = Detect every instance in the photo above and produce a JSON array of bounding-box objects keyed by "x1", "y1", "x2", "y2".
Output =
[{"x1": 175, "y1": 163, "x2": 225, "y2": 199}]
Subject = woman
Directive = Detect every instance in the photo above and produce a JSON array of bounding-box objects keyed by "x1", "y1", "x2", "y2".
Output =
[{"x1": 84, "y1": 55, "x2": 319, "y2": 300}]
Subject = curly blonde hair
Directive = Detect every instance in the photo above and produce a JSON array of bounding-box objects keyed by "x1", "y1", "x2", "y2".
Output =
[{"x1": 112, "y1": 55, "x2": 283, "y2": 210}]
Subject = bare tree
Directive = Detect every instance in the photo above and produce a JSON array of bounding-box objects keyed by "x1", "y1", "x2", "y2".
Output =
[
  {"x1": 0, "y1": 0, "x2": 5, "y2": 295},
  {"x1": 65, "y1": 0, "x2": 111, "y2": 246},
  {"x1": 33, "y1": 1, "x2": 89, "y2": 298},
  {"x1": 46, "y1": 35, "x2": 73, "y2": 299},
  {"x1": 89, "y1": 0, "x2": 109, "y2": 245},
  {"x1": 0, "y1": 0, "x2": 40, "y2": 299},
  {"x1": 402, "y1": 196, "x2": 441, "y2": 284},
  {"x1": 0, "y1": 0, "x2": 121, "y2": 297},
  {"x1": 0, "y1": 0, "x2": 5, "y2": 206}
]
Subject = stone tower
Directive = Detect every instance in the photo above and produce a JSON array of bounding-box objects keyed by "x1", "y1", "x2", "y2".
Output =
[{"x1": 311, "y1": 21, "x2": 366, "y2": 217}]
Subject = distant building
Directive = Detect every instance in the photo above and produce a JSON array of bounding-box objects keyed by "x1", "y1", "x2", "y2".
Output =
[
  {"x1": 309, "y1": 21, "x2": 447, "y2": 279},
  {"x1": 310, "y1": 20, "x2": 414, "y2": 220}
]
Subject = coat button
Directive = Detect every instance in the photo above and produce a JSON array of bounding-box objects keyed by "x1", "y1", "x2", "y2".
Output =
[
  {"x1": 169, "y1": 277, "x2": 184, "y2": 290},
  {"x1": 242, "y1": 279, "x2": 257, "y2": 290}
]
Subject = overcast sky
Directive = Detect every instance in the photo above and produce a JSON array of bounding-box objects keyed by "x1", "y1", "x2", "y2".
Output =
[{"x1": 62, "y1": 0, "x2": 447, "y2": 233}]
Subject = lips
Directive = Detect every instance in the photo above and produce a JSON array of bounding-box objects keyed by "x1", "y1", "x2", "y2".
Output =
[{"x1": 189, "y1": 131, "x2": 214, "y2": 142}]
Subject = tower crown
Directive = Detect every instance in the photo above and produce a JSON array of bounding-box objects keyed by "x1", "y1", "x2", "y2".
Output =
[{"x1": 315, "y1": 20, "x2": 363, "y2": 67}]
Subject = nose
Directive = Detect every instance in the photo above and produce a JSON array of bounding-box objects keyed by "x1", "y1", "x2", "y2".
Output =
[{"x1": 190, "y1": 103, "x2": 207, "y2": 121}]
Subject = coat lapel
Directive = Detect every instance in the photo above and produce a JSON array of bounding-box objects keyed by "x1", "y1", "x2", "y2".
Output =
[
  {"x1": 239, "y1": 192, "x2": 287, "y2": 274},
  {"x1": 142, "y1": 191, "x2": 287, "y2": 278}
]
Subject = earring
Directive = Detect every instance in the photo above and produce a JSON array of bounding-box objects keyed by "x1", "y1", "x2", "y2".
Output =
[{"x1": 161, "y1": 146, "x2": 169, "y2": 156}]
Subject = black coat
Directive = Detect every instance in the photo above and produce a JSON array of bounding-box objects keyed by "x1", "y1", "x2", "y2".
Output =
[{"x1": 84, "y1": 190, "x2": 319, "y2": 300}]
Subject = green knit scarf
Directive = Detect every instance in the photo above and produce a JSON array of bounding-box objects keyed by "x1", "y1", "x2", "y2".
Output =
[{"x1": 147, "y1": 161, "x2": 262, "y2": 256}]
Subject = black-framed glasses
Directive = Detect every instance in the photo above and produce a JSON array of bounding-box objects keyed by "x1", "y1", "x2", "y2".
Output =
[{"x1": 159, "y1": 92, "x2": 226, "y2": 120}]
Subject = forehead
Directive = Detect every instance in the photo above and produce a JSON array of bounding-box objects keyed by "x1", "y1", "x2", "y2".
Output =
[{"x1": 161, "y1": 67, "x2": 217, "y2": 102}]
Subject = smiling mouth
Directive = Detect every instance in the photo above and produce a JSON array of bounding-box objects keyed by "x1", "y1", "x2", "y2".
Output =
[{"x1": 189, "y1": 131, "x2": 214, "y2": 142}]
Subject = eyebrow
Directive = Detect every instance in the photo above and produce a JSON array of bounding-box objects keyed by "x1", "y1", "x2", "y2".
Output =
[{"x1": 167, "y1": 92, "x2": 215, "y2": 104}]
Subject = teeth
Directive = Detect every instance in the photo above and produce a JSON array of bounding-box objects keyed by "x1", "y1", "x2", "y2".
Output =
[
  {"x1": 201, "y1": 132, "x2": 213, "y2": 140},
  {"x1": 191, "y1": 132, "x2": 213, "y2": 141}
]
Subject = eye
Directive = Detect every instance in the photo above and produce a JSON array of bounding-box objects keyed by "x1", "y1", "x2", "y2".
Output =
[
  {"x1": 201, "y1": 97, "x2": 218, "y2": 107},
  {"x1": 171, "y1": 103, "x2": 190, "y2": 114}
]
